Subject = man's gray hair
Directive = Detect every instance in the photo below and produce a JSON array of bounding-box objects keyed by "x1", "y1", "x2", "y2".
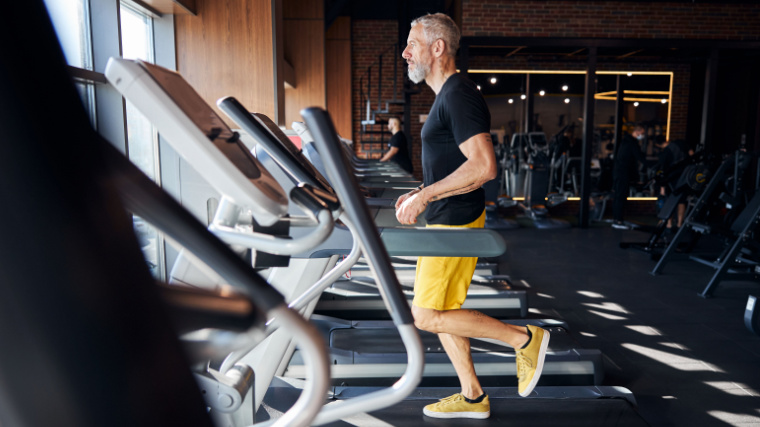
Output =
[{"x1": 411, "y1": 13, "x2": 460, "y2": 57}]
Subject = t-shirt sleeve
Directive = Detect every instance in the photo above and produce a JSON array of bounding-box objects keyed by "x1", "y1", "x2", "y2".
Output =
[
  {"x1": 389, "y1": 132, "x2": 404, "y2": 148},
  {"x1": 444, "y1": 85, "x2": 491, "y2": 145}
]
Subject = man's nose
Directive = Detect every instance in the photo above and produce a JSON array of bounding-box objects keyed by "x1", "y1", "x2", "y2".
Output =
[{"x1": 402, "y1": 47, "x2": 411, "y2": 59}]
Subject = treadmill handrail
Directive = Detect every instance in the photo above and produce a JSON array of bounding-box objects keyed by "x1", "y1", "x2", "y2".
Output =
[
  {"x1": 208, "y1": 195, "x2": 334, "y2": 256},
  {"x1": 302, "y1": 107, "x2": 423, "y2": 425},
  {"x1": 286, "y1": 216, "x2": 363, "y2": 313},
  {"x1": 218, "y1": 96, "x2": 335, "y2": 196},
  {"x1": 380, "y1": 227, "x2": 506, "y2": 257}
]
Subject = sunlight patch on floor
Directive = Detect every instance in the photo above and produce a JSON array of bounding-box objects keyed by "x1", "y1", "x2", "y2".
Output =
[
  {"x1": 588, "y1": 309, "x2": 628, "y2": 321},
  {"x1": 624, "y1": 325, "x2": 663, "y2": 336},
  {"x1": 621, "y1": 343, "x2": 725, "y2": 372},
  {"x1": 577, "y1": 290, "x2": 605, "y2": 299}
]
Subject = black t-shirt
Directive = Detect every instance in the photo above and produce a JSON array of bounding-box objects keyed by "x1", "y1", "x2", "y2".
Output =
[
  {"x1": 614, "y1": 134, "x2": 646, "y2": 181},
  {"x1": 421, "y1": 73, "x2": 490, "y2": 225},
  {"x1": 388, "y1": 131, "x2": 413, "y2": 174}
]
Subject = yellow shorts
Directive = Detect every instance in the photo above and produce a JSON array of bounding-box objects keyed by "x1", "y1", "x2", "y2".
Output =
[{"x1": 412, "y1": 210, "x2": 486, "y2": 311}]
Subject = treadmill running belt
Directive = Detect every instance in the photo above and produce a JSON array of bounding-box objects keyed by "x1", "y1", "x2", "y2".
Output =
[{"x1": 322, "y1": 398, "x2": 648, "y2": 427}]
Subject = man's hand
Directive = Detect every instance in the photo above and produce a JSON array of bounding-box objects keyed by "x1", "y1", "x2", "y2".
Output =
[
  {"x1": 396, "y1": 189, "x2": 427, "y2": 225},
  {"x1": 394, "y1": 188, "x2": 418, "y2": 210}
]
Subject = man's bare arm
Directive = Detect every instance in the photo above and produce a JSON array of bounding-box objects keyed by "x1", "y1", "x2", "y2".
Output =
[
  {"x1": 379, "y1": 146, "x2": 399, "y2": 162},
  {"x1": 395, "y1": 133, "x2": 496, "y2": 224},
  {"x1": 422, "y1": 133, "x2": 497, "y2": 201}
]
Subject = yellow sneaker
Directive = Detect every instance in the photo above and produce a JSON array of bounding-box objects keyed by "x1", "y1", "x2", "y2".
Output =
[
  {"x1": 516, "y1": 325, "x2": 550, "y2": 397},
  {"x1": 422, "y1": 393, "x2": 490, "y2": 419}
]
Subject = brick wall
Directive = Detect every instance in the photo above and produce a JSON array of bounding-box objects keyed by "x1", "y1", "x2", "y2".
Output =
[
  {"x1": 351, "y1": 20, "x2": 400, "y2": 155},
  {"x1": 461, "y1": 1, "x2": 760, "y2": 39}
]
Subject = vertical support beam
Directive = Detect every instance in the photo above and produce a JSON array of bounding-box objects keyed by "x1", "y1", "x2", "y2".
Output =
[
  {"x1": 377, "y1": 53, "x2": 383, "y2": 112},
  {"x1": 613, "y1": 74, "x2": 625, "y2": 158},
  {"x1": 273, "y1": 0, "x2": 285, "y2": 125},
  {"x1": 579, "y1": 47, "x2": 597, "y2": 229},
  {"x1": 460, "y1": 41, "x2": 469, "y2": 78},
  {"x1": 90, "y1": 0, "x2": 127, "y2": 153},
  {"x1": 701, "y1": 49, "x2": 719, "y2": 152},
  {"x1": 326, "y1": 16, "x2": 352, "y2": 138},
  {"x1": 525, "y1": 74, "x2": 533, "y2": 132},
  {"x1": 283, "y1": 0, "x2": 325, "y2": 127}
]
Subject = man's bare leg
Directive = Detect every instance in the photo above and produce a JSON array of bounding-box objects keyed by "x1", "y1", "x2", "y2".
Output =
[
  {"x1": 438, "y1": 333, "x2": 483, "y2": 399},
  {"x1": 412, "y1": 305, "x2": 529, "y2": 349}
]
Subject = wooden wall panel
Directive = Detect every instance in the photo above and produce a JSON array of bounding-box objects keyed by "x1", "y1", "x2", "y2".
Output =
[
  {"x1": 326, "y1": 17, "x2": 351, "y2": 139},
  {"x1": 283, "y1": 15, "x2": 325, "y2": 127},
  {"x1": 283, "y1": 0, "x2": 322, "y2": 19},
  {"x1": 175, "y1": 0, "x2": 276, "y2": 124}
]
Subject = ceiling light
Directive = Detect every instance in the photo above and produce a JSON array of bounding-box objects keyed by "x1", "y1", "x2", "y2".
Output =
[
  {"x1": 477, "y1": 85, "x2": 481, "y2": 90},
  {"x1": 490, "y1": 77, "x2": 497, "y2": 84},
  {"x1": 508, "y1": 98, "x2": 514, "y2": 104},
  {"x1": 633, "y1": 101, "x2": 639, "y2": 107},
  {"x1": 661, "y1": 99, "x2": 667, "y2": 104},
  {"x1": 627, "y1": 72, "x2": 633, "y2": 77},
  {"x1": 520, "y1": 94, "x2": 526, "y2": 100},
  {"x1": 562, "y1": 85, "x2": 568, "y2": 91},
  {"x1": 564, "y1": 98, "x2": 570, "y2": 104},
  {"x1": 539, "y1": 90, "x2": 546, "y2": 96}
]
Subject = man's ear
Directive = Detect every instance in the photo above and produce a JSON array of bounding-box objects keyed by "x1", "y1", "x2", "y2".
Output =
[{"x1": 432, "y1": 39, "x2": 446, "y2": 58}]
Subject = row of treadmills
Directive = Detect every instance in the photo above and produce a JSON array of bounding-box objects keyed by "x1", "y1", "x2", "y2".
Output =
[
  {"x1": 100, "y1": 57, "x2": 648, "y2": 425},
  {"x1": 1, "y1": 6, "x2": 648, "y2": 424}
]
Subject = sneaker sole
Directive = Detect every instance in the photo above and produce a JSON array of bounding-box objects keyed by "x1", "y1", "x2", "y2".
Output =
[
  {"x1": 423, "y1": 408, "x2": 490, "y2": 419},
  {"x1": 519, "y1": 330, "x2": 550, "y2": 397}
]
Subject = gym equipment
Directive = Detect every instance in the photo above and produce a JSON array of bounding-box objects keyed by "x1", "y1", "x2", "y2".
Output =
[
  {"x1": 620, "y1": 155, "x2": 715, "y2": 257},
  {"x1": 652, "y1": 151, "x2": 755, "y2": 287},
  {"x1": 745, "y1": 295, "x2": 760, "y2": 336},
  {"x1": 505, "y1": 132, "x2": 570, "y2": 229},
  {"x1": 693, "y1": 190, "x2": 760, "y2": 298}
]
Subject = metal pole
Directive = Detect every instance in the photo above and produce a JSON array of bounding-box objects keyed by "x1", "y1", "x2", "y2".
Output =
[
  {"x1": 613, "y1": 74, "x2": 625, "y2": 158},
  {"x1": 579, "y1": 47, "x2": 597, "y2": 229},
  {"x1": 525, "y1": 74, "x2": 533, "y2": 132},
  {"x1": 700, "y1": 49, "x2": 719, "y2": 153}
]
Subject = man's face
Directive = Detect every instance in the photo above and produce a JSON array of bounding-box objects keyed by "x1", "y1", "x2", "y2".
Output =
[{"x1": 402, "y1": 24, "x2": 432, "y2": 84}]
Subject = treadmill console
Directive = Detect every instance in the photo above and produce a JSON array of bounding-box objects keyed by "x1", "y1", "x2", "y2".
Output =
[
  {"x1": 250, "y1": 113, "x2": 335, "y2": 195},
  {"x1": 105, "y1": 58, "x2": 287, "y2": 226}
]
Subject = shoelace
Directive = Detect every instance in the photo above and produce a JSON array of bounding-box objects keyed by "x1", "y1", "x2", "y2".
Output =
[
  {"x1": 516, "y1": 352, "x2": 534, "y2": 381},
  {"x1": 439, "y1": 394, "x2": 463, "y2": 404}
]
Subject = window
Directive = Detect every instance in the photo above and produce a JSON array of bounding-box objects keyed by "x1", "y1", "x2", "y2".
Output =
[
  {"x1": 44, "y1": 0, "x2": 176, "y2": 280},
  {"x1": 120, "y1": 1, "x2": 163, "y2": 279},
  {"x1": 45, "y1": 0, "x2": 96, "y2": 124}
]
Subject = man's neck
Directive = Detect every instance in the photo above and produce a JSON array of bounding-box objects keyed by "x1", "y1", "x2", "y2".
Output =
[{"x1": 425, "y1": 56, "x2": 457, "y2": 94}]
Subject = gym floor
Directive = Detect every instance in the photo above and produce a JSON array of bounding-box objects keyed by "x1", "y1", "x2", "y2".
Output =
[{"x1": 496, "y1": 224, "x2": 760, "y2": 426}]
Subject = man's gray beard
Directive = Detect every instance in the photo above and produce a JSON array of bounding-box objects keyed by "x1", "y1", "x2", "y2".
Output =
[{"x1": 408, "y1": 62, "x2": 429, "y2": 84}]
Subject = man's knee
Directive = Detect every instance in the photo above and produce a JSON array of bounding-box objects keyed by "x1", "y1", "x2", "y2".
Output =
[{"x1": 411, "y1": 305, "x2": 442, "y2": 332}]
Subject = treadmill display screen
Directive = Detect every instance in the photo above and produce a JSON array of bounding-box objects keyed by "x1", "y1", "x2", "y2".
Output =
[
  {"x1": 139, "y1": 61, "x2": 261, "y2": 179},
  {"x1": 251, "y1": 113, "x2": 334, "y2": 193}
]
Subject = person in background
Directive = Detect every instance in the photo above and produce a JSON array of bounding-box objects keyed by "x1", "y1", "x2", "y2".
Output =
[
  {"x1": 379, "y1": 116, "x2": 414, "y2": 174},
  {"x1": 655, "y1": 138, "x2": 689, "y2": 230},
  {"x1": 612, "y1": 124, "x2": 647, "y2": 229}
]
